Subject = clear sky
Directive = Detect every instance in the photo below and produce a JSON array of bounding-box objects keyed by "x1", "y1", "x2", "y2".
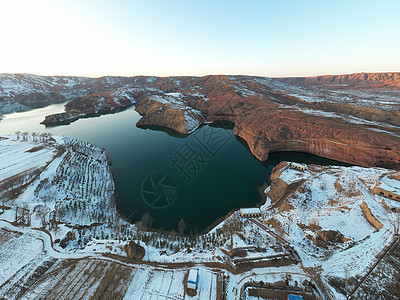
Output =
[{"x1": 0, "y1": 0, "x2": 399, "y2": 77}]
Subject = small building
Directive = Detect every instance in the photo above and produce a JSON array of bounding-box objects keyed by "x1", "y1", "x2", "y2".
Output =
[
  {"x1": 187, "y1": 268, "x2": 199, "y2": 290},
  {"x1": 287, "y1": 295, "x2": 303, "y2": 300},
  {"x1": 240, "y1": 208, "x2": 262, "y2": 218},
  {"x1": 290, "y1": 162, "x2": 306, "y2": 171}
]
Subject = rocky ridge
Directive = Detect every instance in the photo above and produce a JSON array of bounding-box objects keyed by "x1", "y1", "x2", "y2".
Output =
[
  {"x1": 263, "y1": 161, "x2": 400, "y2": 298},
  {"x1": 280, "y1": 72, "x2": 400, "y2": 89},
  {"x1": 2, "y1": 72, "x2": 400, "y2": 169}
]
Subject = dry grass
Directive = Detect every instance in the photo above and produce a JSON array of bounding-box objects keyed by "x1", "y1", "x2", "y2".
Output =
[
  {"x1": 334, "y1": 180, "x2": 345, "y2": 193},
  {"x1": 265, "y1": 218, "x2": 282, "y2": 231}
]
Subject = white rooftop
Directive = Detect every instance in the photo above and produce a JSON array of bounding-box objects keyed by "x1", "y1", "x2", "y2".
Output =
[
  {"x1": 188, "y1": 268, "x2": 199, "y2": 283},
  {"x1": 240, "y1": 208, "x2": 261, "y2": 214}
]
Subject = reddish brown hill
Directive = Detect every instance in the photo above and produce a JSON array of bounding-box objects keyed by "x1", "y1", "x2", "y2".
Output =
[
  {"x1": 6, "y1": 72, "x2": 400, "y2": 170},
  {"x1": 280, "y1": 72, "x2": 400, "y2": 89}
]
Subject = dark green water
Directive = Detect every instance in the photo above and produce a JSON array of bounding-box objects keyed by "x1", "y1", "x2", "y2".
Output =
[{"x1": 0, "y1": 104, "x2": 350, "y2": 232}]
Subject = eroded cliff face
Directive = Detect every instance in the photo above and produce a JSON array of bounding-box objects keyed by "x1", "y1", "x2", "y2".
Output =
[
  {"x1": 135, "y1": 94, "x2": 205, "y2": 134},
  {"x1": 15, "y1": 72, "x2": 400, "y2": 169},
  {"x1": 196, "y1": 75, "x2": 400, "y2": 169},
  {"x1": 135, "y1": 97, "x2": 192, "y2": 135},
  {"x1": 280, "y1": 72, "x2": 400, "y2": 89},
  {"x1": 233, "y1": 109, "x2": 400, "y2": 169}
]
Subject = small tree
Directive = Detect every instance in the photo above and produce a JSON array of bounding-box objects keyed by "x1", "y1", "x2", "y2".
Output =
[
  {"x1": 22, "y1": 203, "x2": 31, "y2": 226},
  {"x1": 39, "y1": 133, "x2": 46, "y2": 142},
  {"x1": 135, "y1": 221, "x2": 143, "y2": 241},
  {"x1": 178, "y1": 218, "x2": 186, "y2": 236},
  {"x1": 114, "y1": 217, "x2": 121, "y2": 241},
  {"x1": 223, "y1": 213, "x2": 241, "y2": 250},
  {"x1": 3, "y1": 177, "x2": 18, "y2": 199},
  {"x1": 46, "y1": 132, "x2": 53, "y2": 142},
  {"x1": 37, "y1": 206, "x2": 50, "y2": 228},
  {"x1": 22, "y1": 132, "x2": 29, "y2": 141},
  {"x1": 140, "y1": 213, "x2": 153, "y2": 232}
]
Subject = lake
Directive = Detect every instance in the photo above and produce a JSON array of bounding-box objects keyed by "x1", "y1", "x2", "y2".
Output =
[{"x1": 0, "y1": 104, "x2": 349, "y2": 233}]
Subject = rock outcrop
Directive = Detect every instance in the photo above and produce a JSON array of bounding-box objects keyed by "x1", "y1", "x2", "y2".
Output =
[
  {"x1": 2, "y1": 72, "x2": 400, "y2": 169},
  {"x1": 15, "y1": 92, "x2": 66, "y2": 108},
  {"x1": 41, "y1": 89, "x2": 138, "y2": 125},
  {"x1": 135, "y1": 94, "x2": 205, "y2": 134},
  {"x1": 267, "y1": 178, "x2": 289, "y2": 203},
  {"x1": 312, "y1": 230, "x2": 351, "y2": 248},
  {"x1": 125, "y1": 241, "x2": 145, "y2": 260},
  {"x1": 360, "y1": 201, "x2": 383, "y2": 230},
  {"x1": 41, "y1": 112, "x2": 79, "y2": 125},
  {"x1": 270, "y1": 161, "x2": 288, "y2": 182}
]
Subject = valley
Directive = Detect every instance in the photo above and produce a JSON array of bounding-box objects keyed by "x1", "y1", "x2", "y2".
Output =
[
  {"x1": 1, "y1": 72, "x2": 400, "y2": 299},
  {"x1": 2, "y1": 72, "x2": 400, "y2": 169}
]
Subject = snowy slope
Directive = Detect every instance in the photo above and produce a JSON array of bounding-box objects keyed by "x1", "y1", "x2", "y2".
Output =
[
  {"x1": 0, "y1": 74, "x2": 90, "y2": 99},
  {"x1": 265, "y1": 163, "x2": 400, "y2": 298},
  {"x1": 0, "y1": 134, "x2": 135, "y2": 250}
]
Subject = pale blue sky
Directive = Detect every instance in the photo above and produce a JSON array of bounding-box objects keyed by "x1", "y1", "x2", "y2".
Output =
[{"x1": 1, "y1": 0, "x2": 399, "y2": 77}]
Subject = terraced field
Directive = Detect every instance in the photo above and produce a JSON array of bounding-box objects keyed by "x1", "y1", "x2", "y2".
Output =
[
  {"x1": 0, "y1": 137, "x2": 56, "y2": 183},
  {"x1": 124, "y1": 268, "x2": 186, "y2": 299},
  {"x1": 0, "y1": 229, "x2": 44, "y2": 288},
  {"x1": 0, "y1": 227, "x2": 219, "y2": 300},
  {"x1": 4, "y1": 259, "x2": 135, "y2": 300}
]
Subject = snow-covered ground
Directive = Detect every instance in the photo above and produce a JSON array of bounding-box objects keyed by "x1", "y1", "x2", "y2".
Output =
[
  {"x1": 0, "y1": 137, "x2": 55, "y2": 182},
  {"x1": 264, "y1": 163, "x2": 400, "y2": 298},
  {"x1": 0, "y1": 221, "x2": 220, "y2": 300},
  {"x1": 0, "y1": 134, "x2": 136, "y2": 251},
  {"x1": 254, "y1": 77, "x2": 400, "y2": 112},
  {"x1": 1, "y1": 134, "x2": 399, "y2": 299}
]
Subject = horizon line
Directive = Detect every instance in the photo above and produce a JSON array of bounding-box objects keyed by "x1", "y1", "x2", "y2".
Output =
[{"x1": 1, "y1": 71, "x2": 399, "y2": 80}]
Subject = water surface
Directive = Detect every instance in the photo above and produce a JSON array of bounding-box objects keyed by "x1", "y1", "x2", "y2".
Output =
[{"x1": 0, "y1": 105, "x2": 349, "y2": 232}]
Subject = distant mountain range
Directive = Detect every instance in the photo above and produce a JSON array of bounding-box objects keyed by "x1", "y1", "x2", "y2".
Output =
[{"x1": 281, "y1": 72, "x2": 400, "y2": 89}]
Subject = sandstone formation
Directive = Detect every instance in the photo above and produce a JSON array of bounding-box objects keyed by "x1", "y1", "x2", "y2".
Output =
[
  {"x1": 268, "y1": 162, "x2": 398, "y2": 257},
  {"x1": 135, "y1": 98, "x2": 189, "y2": 134},
  {"x1": 134, "y1": 94, "x2": 205, "y2": 134},
  {"x1": 372, "y1": 186, "x2": 400, "y2": 202},
  {"x1": 312, "y1": 230, "x2": 351, "y2": 248},
  {"x1": 360, "y1": 201, "x2": 384, "y2": 230}
]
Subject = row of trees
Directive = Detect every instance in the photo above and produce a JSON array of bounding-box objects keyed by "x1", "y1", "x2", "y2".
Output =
[
  {"x1": 132, "y1": 212, "x2": 244, "y2": 252},
  {"x1": 15, "y1": 131, "x2": 53, "y2": 142},
  {"x1": 135, "y1": 213, "x2": 188, "y2": 239}
]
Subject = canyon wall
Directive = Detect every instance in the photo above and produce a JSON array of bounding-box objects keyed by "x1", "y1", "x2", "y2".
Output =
[{"x1": 3, "y1": 72, "x2": 400, "y2": 169}]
